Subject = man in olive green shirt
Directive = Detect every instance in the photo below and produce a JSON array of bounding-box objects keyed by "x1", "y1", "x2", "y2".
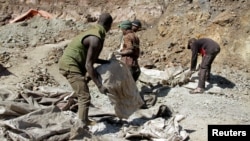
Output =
[{"x1": 58, "y1": 13, "x2": 113, "y2": 126}]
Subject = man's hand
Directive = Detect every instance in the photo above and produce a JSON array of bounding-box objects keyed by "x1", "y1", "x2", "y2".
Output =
[
  {"x1": 84, "y1": 73, "x2": 91, "y2": 83},
  {"x1": 98, "y1": 85, "x2": 109, "y2": 95},
  {"x1": 85, "y1": 76, "x2": 91, "y2": 83}
]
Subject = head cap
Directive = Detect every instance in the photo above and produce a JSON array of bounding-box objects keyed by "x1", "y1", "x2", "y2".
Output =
[
  {"x1": 187, "y1": 38, "x2": 197, "y2": 49},
  {"x1": 118, "y1": 20, "x2": 132, "y2": 30},
  {"x1": 132, "y1": 19, "x2": 142, "y2": 28}
]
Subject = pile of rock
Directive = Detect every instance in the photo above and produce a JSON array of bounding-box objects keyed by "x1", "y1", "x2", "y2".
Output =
[{"x1": 19, "y1": 67, "x2": 59, "y2": 91}]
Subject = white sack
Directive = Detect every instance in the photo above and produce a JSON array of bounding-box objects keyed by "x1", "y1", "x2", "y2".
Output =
[{"x1": 96, "y1": 55, "x2": 144, "y2": 119}]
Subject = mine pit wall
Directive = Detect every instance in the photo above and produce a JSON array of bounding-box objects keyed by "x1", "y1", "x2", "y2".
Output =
[
  {"x1": 3, "y1": 0, "x2": 163, "y2": 23},
  {"x1": 2, "y1": 0, "x2": 250, "y2": 67}
]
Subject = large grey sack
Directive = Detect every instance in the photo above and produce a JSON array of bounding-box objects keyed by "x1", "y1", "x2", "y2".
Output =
[{"x1": 96, "y1": 55, "x2": 144, "y2": 119}]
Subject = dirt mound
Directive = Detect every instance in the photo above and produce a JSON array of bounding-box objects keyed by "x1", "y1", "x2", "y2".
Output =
[{"x1": 1, "y1": 0, "x2": 250, "y2": 70}]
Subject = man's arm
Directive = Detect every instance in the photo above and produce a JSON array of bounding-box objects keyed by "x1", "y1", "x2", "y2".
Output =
[
  {"x1": 190, "y1": 44, "x2": 199, "y2": 71},
  {"x1": 84, "y1": 36, "x2": 108, "y2": 94}
]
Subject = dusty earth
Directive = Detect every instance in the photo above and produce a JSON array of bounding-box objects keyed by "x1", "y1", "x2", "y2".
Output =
[{"x1": 0, "y1": 0, "x2": 250, "y2": 141}]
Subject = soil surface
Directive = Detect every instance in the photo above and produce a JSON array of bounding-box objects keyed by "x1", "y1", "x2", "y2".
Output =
[{"x1": 0, "y1": 0, "x2": 250, "y2": 141}]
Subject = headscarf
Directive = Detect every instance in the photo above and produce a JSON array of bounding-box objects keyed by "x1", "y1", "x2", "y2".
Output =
[{"x1": 118, "y1": 20, "x2": 132, "y2": 30}]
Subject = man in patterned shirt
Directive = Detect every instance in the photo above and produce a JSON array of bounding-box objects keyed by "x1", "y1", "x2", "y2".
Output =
[{"x1": 116, "y1": 20, "x2": 141, "y2": 82}]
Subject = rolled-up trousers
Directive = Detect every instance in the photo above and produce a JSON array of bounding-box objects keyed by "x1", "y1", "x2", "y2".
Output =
[{"x1": 59, "y1": 70, "x2": 90, "y2": 123}]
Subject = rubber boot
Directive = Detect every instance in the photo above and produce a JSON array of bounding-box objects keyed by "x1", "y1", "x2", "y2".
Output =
[
  {"x1": 78, "y1": 106, "x2": 96, "y2": 126},
  {"x1": 86, "y1": 118, "x2": 97, "y2": 126}
]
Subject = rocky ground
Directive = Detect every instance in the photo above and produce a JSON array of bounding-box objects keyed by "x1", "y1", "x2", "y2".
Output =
[{"x1": 0, "y1": 0, "x2": 250, "y2": 141}]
